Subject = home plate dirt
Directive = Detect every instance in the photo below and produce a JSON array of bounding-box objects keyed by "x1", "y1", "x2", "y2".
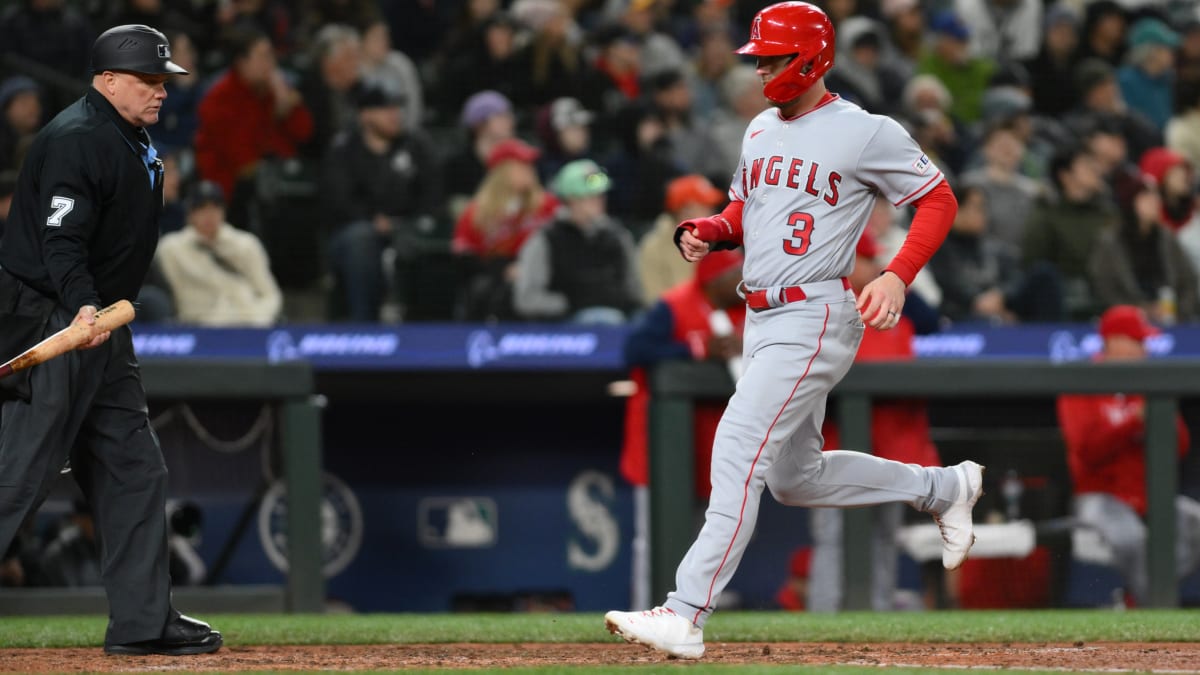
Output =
[{"x1": 2, "y1": 642, "x2": 1199, "y2": 672}]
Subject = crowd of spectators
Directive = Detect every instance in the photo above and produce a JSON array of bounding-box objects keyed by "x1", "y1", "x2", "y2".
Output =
[{"x1": 3, "y1": 0, "x2": 1200, "y2": 328}]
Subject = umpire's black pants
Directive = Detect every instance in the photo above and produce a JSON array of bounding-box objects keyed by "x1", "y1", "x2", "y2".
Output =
[{"x1": 0, "y1": 283, "x2": 172, "y2": 645}]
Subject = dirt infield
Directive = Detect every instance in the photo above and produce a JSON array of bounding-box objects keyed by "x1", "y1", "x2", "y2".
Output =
[{"x1": 2, "y1": 642, "x2": 1199, "y2": 672}]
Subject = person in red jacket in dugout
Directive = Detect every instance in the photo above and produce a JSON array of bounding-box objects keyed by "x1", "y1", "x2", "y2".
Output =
[
  {"x1": 620, "y1": 248, "x2": 745, "y2": 610},
  {"x1": 1057, "y1": 304, "x2": 1200, "y2": 606}
]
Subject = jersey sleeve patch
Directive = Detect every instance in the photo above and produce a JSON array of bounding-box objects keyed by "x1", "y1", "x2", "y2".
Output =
[{"x1": 912, "y1": 154, "x2": 931, "y2": 176}]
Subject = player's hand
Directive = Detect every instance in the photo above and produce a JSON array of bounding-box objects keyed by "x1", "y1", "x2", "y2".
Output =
[
  {"x1": 856, "y1": 271, "x2": 906, "y2": 330},
  {"x1": 74, "y1": 305, "x2": 111, "y2": 349},
  {"x1": 678, "y1": 229, "x2": 710, "y2": 262}
]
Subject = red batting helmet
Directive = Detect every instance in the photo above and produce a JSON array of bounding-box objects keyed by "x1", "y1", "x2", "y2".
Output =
[{"x1": 736, "y1": 2, "x2": 835, "y2": 104}]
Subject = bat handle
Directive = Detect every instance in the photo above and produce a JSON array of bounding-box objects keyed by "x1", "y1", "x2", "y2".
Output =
[{"x1": 0, "y1": 363, "x2": 12, "y2": 380}]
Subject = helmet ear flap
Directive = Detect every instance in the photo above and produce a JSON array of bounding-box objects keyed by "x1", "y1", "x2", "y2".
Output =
[
  {"x1": 761, "y1": 39, "x2": 834, "y2": 104},
  {"x1": 737, "y1": 2, "x2": 836, "y2": 104}
]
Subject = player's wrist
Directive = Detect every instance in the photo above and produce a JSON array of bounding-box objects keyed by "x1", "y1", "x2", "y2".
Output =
[
  {"x1": 678, "y1": 216, "x2": 728, "y2": 244},
  {"x1": 880, "y1": 268, "x2": 910, "y2": 288}
]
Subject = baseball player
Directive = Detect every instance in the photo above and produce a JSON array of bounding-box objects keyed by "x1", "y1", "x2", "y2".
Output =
[
  {"x1": 605, "y1": 3, "x2": 983, "y2": 659},
  {"x1": 1057, "y1": 304, "x2": 1200, "y2": 606},
  {"x1": 0, "y1": 25, "x2": 221, "y2": 655}
]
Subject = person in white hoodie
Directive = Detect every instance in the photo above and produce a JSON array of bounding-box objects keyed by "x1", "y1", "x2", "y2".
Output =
[{"x1": 156, "y1": 180, "x2": 283, "y2": 326}]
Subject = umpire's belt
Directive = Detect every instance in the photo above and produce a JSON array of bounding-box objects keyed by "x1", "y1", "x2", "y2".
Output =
[{"x1": 741, "y1": 277, "x2": 851, "y2": 311}]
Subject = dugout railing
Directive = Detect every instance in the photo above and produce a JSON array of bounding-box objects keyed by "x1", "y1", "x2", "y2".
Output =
[
  {"x1": 0, "y1": 360, "x2": 324, "y2": 615},
  {"x1": 648, "y1": 359, "x2": 1200, "y2": 609}
]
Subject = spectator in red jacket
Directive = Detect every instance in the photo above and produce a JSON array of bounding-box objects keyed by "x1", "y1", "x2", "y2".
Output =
[
  {"x1": 620, "y1": 248, "x2": 744, "y2": 609},
  {"x1": 193, "y1": 27, "x2": 313, "y2": 228},
  {"x1": 452, "y1": 138, "x2": 559, "y2": 321},
  {"x1": 1057, "y1": 304, "x2": 1200, "y2": 605}
]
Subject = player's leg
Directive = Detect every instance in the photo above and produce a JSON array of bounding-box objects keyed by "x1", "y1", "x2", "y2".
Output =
[
  {"x1": 663, "y1": 304, "x2": 862, "y2": 627},
  {"x1": 767, "y1": 448, "x2": 981, "y2": 569},
  {"x1": 763, "y1": 301, "x2": 982, "y2": 569},
  {"x1": 630, "y1": 485, "x2": 651, "y2": 610},
  {"x1": 1074, "y1": 492, "x2": 1148, "y2": 605},
  {"x1": 808, "y1": 502, "x2": 896, "y2": 611},
  {"x1": 806, "y1": 507, "x2": 843, "y2": 611},
  {"x1": 872, "y1": 502, "x2": 903, "y2": 611},
  {"x1": 1176, "y1": 495, "x2": 1200, "y2": 581},
  {"x1": 607, "y1": 302, "x2": 853, "y2": 655},
  {"x1": 766, "y1": 444, "x2": 966, "y2": 513}
]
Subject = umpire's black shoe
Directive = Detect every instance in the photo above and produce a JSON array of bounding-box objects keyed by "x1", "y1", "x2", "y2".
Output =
[{"x1": 104, "y1": 615, "x2": 223, "y2": 656}]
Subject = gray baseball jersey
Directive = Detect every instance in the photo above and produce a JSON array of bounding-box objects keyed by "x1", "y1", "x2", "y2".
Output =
[
  {"x1": 730, "y1": 96, "x2": 943, "y2": 289},
  {"x1": 656, "y1": 95, "x2": 970, "y2": 628}
]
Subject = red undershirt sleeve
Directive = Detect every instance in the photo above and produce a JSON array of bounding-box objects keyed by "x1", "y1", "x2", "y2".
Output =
[
  {"x1": 714, "y1": 199, "x2": 745, "y2": 246},
  {"x1": 883, "y1": 179, "x2": 956, "y2": 286}
]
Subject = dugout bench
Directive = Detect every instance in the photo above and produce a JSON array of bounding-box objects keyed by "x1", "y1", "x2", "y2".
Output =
[{"x1": 649, "y1": 359, "x2": 1200, "y2": 609}]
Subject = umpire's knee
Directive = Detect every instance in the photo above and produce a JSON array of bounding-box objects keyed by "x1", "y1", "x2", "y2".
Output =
[{"x1": 124, "y1": 424, "x2": 169, "y2": 484}]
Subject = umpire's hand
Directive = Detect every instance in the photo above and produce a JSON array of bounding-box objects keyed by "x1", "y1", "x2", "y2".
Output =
[{"x1": 74, "y1": 305, "x2": 111, "y2": 350}]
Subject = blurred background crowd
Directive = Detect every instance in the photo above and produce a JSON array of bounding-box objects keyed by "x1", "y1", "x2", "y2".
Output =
[{"x1": 2, "y1": 0, "x2": 1200, "y2": 328}]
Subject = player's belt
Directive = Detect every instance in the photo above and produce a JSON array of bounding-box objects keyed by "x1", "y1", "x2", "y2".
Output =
[{"x1": 742, "y1": 278, "x2": 852, "y2": 310}]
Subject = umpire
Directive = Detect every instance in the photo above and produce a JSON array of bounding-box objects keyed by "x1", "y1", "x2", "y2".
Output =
[{"x1": 0, "y1": 26, "x2": 221, "y2": 655}]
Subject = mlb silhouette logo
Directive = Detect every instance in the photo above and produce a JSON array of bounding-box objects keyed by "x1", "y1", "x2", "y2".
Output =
[
  {"x1": 751, "y1": 15, "x2": 762, "y2": 40},
  {"x1": 158, "y1": 44, "x2": 171, "y2": 59}
]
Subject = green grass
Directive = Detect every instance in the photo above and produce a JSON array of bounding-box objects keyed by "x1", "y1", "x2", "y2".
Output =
[{"x1": 1, "y1": 610, "x2": 1198, "y2": 649}]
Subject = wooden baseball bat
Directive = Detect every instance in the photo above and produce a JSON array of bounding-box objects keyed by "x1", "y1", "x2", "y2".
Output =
[{"x1": 0, "y1": 299, "x2": 136, "y2": 380}]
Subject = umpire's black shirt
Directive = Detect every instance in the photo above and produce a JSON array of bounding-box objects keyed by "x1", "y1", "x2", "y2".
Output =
[{"x1": 0, "y1": 88, "x2": 163, "y2": 311}]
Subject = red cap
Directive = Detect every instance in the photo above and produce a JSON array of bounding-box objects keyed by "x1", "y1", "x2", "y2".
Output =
[
  {"x1": 856, "y1": 228, "x2": 880, "y2": 259},
  {"x1": 696, "y1": 249, "x2": 742, "y2": 286},
  {"x1": 1098, "y1": 305, "x2": 1159, "y2": 342},
  {"x1": 1138, "y1": 146, "x2": 1189, "y2": 183},
  {"x1": 666, "y1": 174, "x2": 724, "y2": 213},
  {"x1": 486, "y1": 138, "x2": 540, "y2": 169}
]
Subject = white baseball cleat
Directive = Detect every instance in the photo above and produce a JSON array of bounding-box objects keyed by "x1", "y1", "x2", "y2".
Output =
[
  {"x1": 935, "y1": 460, "x2": 985, "y2": 570},
  {"x1": 604, "y1": 607, "x2": 705, "y2": 659}
]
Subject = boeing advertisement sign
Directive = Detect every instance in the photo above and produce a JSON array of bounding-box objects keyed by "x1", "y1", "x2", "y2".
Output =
[{"x1": 128, "y1": 323, "x2": 1200, "y2": 370}]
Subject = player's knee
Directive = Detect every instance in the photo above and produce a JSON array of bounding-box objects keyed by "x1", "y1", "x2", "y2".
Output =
[
  {"x1": 766, "y1": 478, "x2": 806, "y2": 506},
  {"x1": 1105, "y1": 528, "x2": 1146, "y2": 559}
]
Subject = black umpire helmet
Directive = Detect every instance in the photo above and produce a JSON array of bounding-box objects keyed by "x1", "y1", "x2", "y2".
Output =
[{"x1": 91, "y1": 24, "x2": 189, "y2": 75}]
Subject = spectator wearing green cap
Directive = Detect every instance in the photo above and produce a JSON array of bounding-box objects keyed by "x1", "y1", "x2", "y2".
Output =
[
  {"x1": 512, "y1": 159, "x2": 643, "y2": 324},
  {"x1": 1118, "y1": 17, "x2": 1181, "y2": 132}
]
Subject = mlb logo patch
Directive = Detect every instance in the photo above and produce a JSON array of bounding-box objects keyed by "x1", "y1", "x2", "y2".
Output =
[
  {"x1": 158, "y1": 44, "x2": 171, "y2": 58},
  {"x1": 913, "y1": 154, "x2": 931, "y2": 175}
]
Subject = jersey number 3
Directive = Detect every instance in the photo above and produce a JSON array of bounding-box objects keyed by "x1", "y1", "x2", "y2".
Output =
[
  {"x1": 46, "y1": 196, "x2": 75, "y2": 228},
  {"x1": 783, "y1": 211, "x2": 814, "y2": 256}
]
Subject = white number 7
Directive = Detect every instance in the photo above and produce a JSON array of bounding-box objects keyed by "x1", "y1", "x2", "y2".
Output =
[{"x1": 46, "y1": 196, "x2": 75, "y2": 227}]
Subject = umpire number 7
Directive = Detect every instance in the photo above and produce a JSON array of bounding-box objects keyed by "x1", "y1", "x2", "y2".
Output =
[
  {"x1": 783, "y1": 211, "x2": 813, "y2": 256},
  {"x1": 46, "y1": 196, "x2": 75, "y2": 227}
]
